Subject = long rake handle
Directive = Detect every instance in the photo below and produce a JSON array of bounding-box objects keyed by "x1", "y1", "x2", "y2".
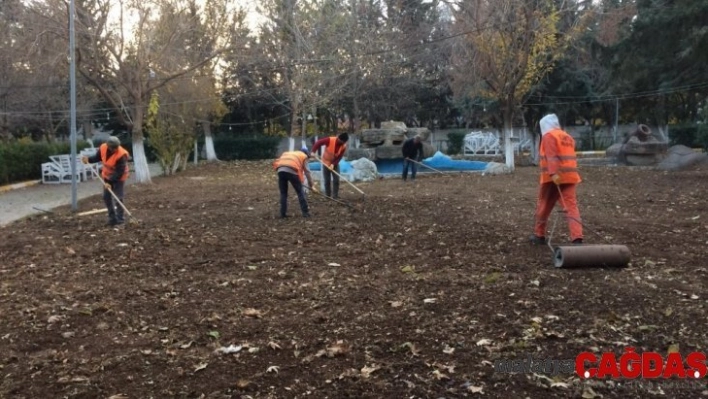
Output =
[
  {"x1": 405, "y1": 157, "x2": 445, "y2": 174},
  {"x1": 304, "y1": 186, "x2": 355, "y2": 209},
  {"x1": 88, "y1": 165, "x2": 133, "y2": 218},
  {"x1": 314, "y1": 155, "x2": 365, "y2": 196}
]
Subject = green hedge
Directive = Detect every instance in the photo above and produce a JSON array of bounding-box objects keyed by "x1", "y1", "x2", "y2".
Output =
[
  {"x1": 669, "y1": 125, "x2": 699, "y2": 148},
  {"x1": 0, "y1": 141, "x2": 93, "y2": 185},
  {"x1": 447, "y1": 131, "x2": 466, "y2": 155},
  {"x1": 212, "y1": 136, "x2": 281, "y2": 160}
]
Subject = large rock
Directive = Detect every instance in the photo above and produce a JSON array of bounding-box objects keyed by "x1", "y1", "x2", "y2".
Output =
[
  {"x1": 360, "y1": 129, "x2": 406, "y2": 147},
  {"x1": 349, "y1": 158, "x2": 378, "y2": 182},
  {"x1": 347, "y1": 148, "x2": 376, "y2": 161},
  {"x1": 656, "y1": 145, "x2": 708, "y2": 171},
  {"x1": 605, "y1": 143, "x2": 623, "y2": 158},
  {"x1": 381, "y1": 121, "x2": 407, "y2": 130},
  {"x1": 609, "y1": 125, "x2": 668, "y2": 165},
  {"x1": 483, "y1": 162, "x2": 512, "y2": 175},
  {"x1": 407, "y1": 127, "x2": 431, "y2": 141}
]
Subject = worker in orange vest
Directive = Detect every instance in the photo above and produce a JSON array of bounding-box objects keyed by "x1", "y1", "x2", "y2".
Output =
[
  {"x1": 273, "y1": 147, "x2": 314, "y2": 218},
  {"x1": 530, "y1": 114, "x2": 584, "y2": 245},
  {"x1": 82, "y1": 136, "x2": 130, "y2": 226},
  {"x1": 311, "y1": 132, "x2": 349, "y2": 199}
]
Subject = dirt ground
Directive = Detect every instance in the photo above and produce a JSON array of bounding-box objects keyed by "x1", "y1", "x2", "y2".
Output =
[{"x1": 1, "y1": 161, "x2": 707, "y2": 399}]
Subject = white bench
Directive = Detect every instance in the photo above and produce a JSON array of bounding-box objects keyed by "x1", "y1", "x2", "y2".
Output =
[{"x1": 40, "y1": 153, "x2": 100, "y2": 184}]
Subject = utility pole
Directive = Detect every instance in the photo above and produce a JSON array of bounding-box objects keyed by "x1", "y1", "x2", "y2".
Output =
[
  {"x1": 69, "y1": 0, "x2": 78, "y2": 211},
  {"x1": 613, "y1": 98, "x2": 619, "y2": 143}
]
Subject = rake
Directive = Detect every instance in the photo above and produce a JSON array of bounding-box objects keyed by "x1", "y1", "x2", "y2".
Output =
[{"x1": 87, "y1": 165, "x2": 140, "y2": 225}]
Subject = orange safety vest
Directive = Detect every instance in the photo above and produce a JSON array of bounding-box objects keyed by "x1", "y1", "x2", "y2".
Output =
[
  {"x1": 321, "y1": 137, "x2": 347, "y2": 167},
  {"x1": 273, "y1": 151, "x2": 308, "y2": 182},
  {"x1": 100, "y1": 143, "x2": 130, "y2": 181},
  {"x1": 539, "y1": 129, "x2": 581, "y2": 184}
]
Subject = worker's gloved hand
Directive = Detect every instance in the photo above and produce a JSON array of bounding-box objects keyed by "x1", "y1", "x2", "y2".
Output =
[
  {"x1": 81, "y1": 156, "x2": 89, "y2": 164},
  {"x1": 104, "y1": 182, "x2": 111, "y2": 190},
  {"x1": 310, "y1": 185, "x2": 316, "y2": 192},
  {"x1": 551, "y1": 174, "x2": 561, "y2": 185}
]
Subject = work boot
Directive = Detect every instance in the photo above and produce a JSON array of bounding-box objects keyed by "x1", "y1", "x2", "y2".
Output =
[
  {"x1": 529, "y1": 235, "x2": 547, "y2": 245},
  {"x1": 302, "y1": 212, "x2": 311, "y2": 218},
  {"x1": 572, "y1": 238, "x2": 583, "y2": 245},
  {"x1": 107, "y1": 217, "x2": 118, "y2": 226}
]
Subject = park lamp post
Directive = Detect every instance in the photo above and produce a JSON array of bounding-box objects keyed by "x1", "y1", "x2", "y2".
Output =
[{"x1": 68, "y1": 0, "x2": 78, "y2": 211}]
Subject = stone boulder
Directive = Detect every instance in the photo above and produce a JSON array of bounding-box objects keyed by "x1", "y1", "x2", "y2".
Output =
[
  {"x1": 609, "y1": 124, "x2": 668, "y2": 166},
  {"x1": 381, "y1": 121, "x2": 407, "y2": 130},
  {"x1": 360, "y1": 129, "x2": 406, "y2": 147},
  {"x1": 349, "y1": 158, "x2": 379, "y2": 181},
  {"x1": 482, "y1": 162, "x2": 512, "y2": 175},
  {"x1": 407, "y1": 127, "x2": 431, "y2": 141},
  {"x1": 656, "y1": 145, "x2": 708, "y2": 171},
  {"x1": 355, "y1": 121, "x2": 434, "y2": 160}
]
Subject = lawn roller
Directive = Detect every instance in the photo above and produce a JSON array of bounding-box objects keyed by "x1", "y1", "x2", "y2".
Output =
[{"x1": 548, "y1": 186, "x2": 631, "y2": 268}]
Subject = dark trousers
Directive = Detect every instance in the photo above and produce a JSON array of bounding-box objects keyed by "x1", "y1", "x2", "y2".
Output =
[
  {"x1": 402, "y1": 158, "x2": 418, "y2": 180},
  {"x1": 322, "y1": 164, "x2": 340, "y2": 199},
  {"x1": 278, "y1": 171, "x2": 309, "y2": 217},
  {"x1": 103, "y1": 180, "x2": 125, "y2": 223}
]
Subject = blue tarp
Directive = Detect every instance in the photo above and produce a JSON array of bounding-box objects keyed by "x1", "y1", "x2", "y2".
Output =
[
  {"x1": 308, "y1": 151, "x2": 487, "y2": 175},
  {"x1": 308, "y1": 160, "x2": 353, "y2": 173},
  {"x1": 423, "y1": 151, "x2": 487, "y2": 171}
]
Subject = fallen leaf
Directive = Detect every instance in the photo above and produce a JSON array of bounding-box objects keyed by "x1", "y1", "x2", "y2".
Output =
[
  {"x1": 107, "y1": 395, "x2": 129, "y2": 399},
  {"x1": 268, "y1": 341, "x2": 282, "y2": 350},
  {"x1": 207, "y1": 331, "x2": 220, "y2": 339},
  {"x1": 194, "y1": 363, "x2": 208, "y2": 372},
  {"x1": 328, "y1": 262, "x2": 341, "y2": 267},
  {"x1": 401, "y1": 342, "x2": 421, "y2": 356},
  {"x1": 267, "y1": 365, "x2": 279, "y2": 374},
  {"x1": 390, "y1": 301, "x2": 403, "y2": 308},
  {"x1": 179, "y1": 341, "x2": 194, "y2": 349},
  {"x1": 551, "y1": 382, "x2": 570, "y2": 388},
  {"x1": 476, "y1": 339, "x2": 492, "y2": 346},
  {"x1": 468, "y1": 385, "x2": 484, "y2": 394},
  {"x1": 235, "y1": 379, "x2": 253, "y2": 390},
  {"x1": 443, "y1": 344, "x2": 455, "y2": 354},
  {"x1": 668, "y1": 343, "x2": 680, "y2": 353},
  {"x1": 215, "y1": 345, "x2": 242, "y2": 354},
  {"x1": 432, "y1": 370, "x2": 449, "y2": 380},
  {"x1": 400, "y1": 265, "x2": 414, "y2": 273},
  {"x1": 423, "y1": 298, "x2": 437, "y2": 304},
  {"x1": 360, "y1": 364, "x2": 380, "y2": 378},
  {"x1": 581, "y1": 386, "x2": 601, "y2": 399},
  {"x1": 242, "y1": 308, "x2": 263, "y2": 318}
]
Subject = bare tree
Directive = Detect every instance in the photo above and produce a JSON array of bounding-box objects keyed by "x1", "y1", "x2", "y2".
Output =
[
  {"x1": 451, "y1": 0, "x2": 586, "y2": 169},
  {"x1": 31, "y1": 0, "x2": 237, "y2": 183}
]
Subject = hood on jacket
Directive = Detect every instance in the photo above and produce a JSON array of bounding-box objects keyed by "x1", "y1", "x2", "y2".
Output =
[{"x1": 540, "y1": 114, "x2": 561, "y2": 136}]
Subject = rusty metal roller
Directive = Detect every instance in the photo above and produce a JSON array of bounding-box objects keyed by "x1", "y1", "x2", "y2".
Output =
[{"x1": 553, "y1": 245, "x2": 632, "y2": 268}]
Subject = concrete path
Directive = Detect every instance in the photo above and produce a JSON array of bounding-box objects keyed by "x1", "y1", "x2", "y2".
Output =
[{"x1": 0, "y1": 164, "x2": 162, "y2": 227}]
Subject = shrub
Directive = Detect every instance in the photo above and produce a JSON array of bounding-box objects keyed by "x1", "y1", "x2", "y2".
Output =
[
  {"x1": 669, "y1": 125, "x2": 698, "y2": 147},
  {"x1": 0, "y1": 141, "x2": 92, "y2": 185},
  {"x1": 447, "y1": 131, "x2": 466, "y2": 155}
]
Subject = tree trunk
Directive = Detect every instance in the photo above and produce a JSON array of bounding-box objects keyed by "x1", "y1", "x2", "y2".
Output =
[
  {"x1": 131, "y1": 112, "x2": 152, "y2": 183},
  {"x1": 289, "y1": 99, "x2": 299, "y2": 151},
  {"x1": 502, "y1": 107, "x2": 515, "y2": 170},
  {"x1": 202, "y1": 122, "x2": 218, "y2": 161},
  {"x1": 532, "y1": 133, "x2": 540, "y2": 165}
]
